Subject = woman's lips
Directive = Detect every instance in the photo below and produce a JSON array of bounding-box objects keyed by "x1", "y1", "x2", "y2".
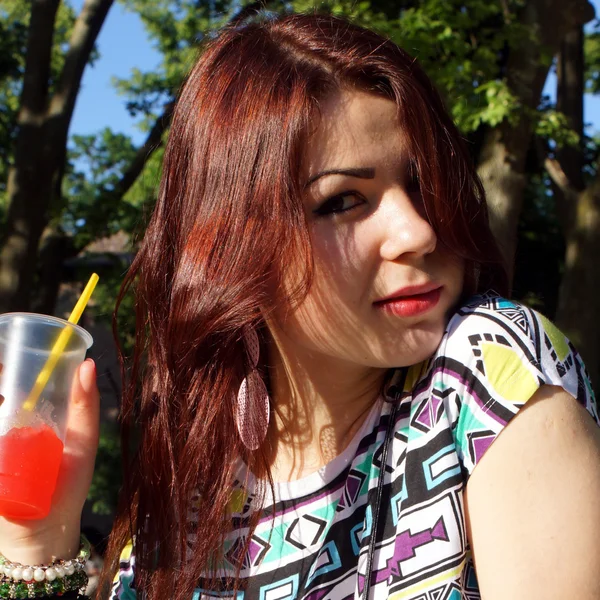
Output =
[{"x1": 373, "y1": 286, "x2": 442, "y2": 318}]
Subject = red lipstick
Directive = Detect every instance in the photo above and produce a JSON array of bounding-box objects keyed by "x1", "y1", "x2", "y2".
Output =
[{"x1": 373, "y1": 283, "x2": 442, "y2": 318}]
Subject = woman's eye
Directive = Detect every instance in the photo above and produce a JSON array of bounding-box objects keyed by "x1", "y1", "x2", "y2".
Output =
[{"x1": 313, "y1": 192, "x2": 365, "y2": 217}]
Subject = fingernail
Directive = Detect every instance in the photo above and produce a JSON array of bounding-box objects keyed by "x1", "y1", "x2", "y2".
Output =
[{"x1": 79, "y1": 358, "x2": 96, "y2": 394}]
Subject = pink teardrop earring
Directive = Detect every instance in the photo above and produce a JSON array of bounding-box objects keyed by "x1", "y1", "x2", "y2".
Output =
[{"x1": 236, "y1": 326, "x2": 270, "y2": 450}]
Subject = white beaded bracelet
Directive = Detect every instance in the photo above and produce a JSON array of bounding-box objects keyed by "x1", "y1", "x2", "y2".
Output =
[{"x1": 0, "y1": 535, "x2": 90, "y2": 598}]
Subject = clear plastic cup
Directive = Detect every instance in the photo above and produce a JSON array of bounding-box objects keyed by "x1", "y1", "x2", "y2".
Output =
[{"x1": 0, "y1": 313, "x2": 93, "y2": 520}]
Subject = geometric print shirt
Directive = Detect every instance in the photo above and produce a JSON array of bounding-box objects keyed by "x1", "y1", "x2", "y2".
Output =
[{"x1": 110, "y1": 292, "x2": 599, "y2": 600}]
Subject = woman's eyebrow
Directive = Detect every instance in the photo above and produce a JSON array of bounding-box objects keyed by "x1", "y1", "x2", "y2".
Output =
[{"x1": 304, "y1": 167, "x2": 376, "y2": 189}]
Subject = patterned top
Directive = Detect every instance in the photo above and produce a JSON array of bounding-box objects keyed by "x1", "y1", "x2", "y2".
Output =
[{"x1": 111, "y1": 293, "x2": 599, "y2": 600}]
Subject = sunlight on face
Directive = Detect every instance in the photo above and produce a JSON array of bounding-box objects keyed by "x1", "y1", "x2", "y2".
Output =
[{"x1": 274, "y1": 88, "x2": 464, "y2": 369}]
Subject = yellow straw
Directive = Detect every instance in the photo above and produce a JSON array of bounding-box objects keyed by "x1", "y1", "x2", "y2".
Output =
[{"x1": 22, "y1": 273, "x2": 99, "y2": 411}]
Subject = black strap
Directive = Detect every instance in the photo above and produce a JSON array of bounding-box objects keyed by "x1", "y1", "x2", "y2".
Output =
[{"x1": 362, "y1": 371, "x2": 406, "y2": 600}]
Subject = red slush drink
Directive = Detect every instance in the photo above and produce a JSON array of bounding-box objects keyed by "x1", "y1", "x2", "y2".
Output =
[{"x1": 0, "y1": 423, "x2": 63, "y2": 519}]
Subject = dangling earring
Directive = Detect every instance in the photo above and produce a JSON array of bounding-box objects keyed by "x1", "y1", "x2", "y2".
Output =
[{"x1": 236, "y1": 326, "x2": 270, "y2": 450}]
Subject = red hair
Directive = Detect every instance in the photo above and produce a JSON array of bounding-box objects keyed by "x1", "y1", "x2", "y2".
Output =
[{"x1": 102, "y1": 12, "x2": 507, "y2": 600}]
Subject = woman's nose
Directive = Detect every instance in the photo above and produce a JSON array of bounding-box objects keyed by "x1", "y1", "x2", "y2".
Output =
[{"x1": 378, "y1": 188, "x2": 437, "y2": 261}]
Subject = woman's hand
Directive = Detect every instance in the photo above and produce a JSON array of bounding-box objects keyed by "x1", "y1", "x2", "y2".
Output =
[{"x1": 0, "y1": 358, "x2": 100, "y2": 565}]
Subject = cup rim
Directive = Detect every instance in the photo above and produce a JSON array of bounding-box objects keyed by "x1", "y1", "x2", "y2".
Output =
[{"x1": 0, "y1": 312, "x2": 93, "y2": 350}]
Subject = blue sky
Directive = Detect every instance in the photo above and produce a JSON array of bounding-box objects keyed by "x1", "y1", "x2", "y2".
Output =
[
  {"x1": 69, "y1": 1, "x2": 600, "y2": 146},
  {"x1": 69, "y1": 0, "x2": 162, "y2": 145}
]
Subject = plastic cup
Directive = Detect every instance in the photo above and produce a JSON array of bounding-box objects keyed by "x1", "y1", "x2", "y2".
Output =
[{"x1": 0, "y1": 313, "x2": 93, "y2": 520}]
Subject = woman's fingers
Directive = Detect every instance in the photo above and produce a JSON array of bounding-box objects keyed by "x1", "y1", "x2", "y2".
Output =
[
  {"x1": 55, "y1": 359, "x2": 101, "y2": 511},
  {"x1": 65, "y1": 358, "x2": 100, "y2": 455},
  {"x1": 49, "y1": 359, "x2": 100, "y2": 518}
]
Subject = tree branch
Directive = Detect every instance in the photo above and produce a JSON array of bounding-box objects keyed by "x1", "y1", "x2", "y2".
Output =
[
  {"x1": 544, "y1": 156, "x2": 580, "y2": 203},
  {"x1": 18, "y1": 0, "x2": 61, "y2": 121},
  {"x1": 544, "y1": 151, "x2": 600, "y2": 204},
  {"x1": 76, "y1": 0, "x2": 271, "y2": 247},
  {"x1": 585, "y1": 157, "x2": 600, "y2": 196},
  {"x1": 101, "y1": 0, "x2": 269, "y2": 204},
  {"x1": 112, "y1": 100, "x2": 175, "y2": 200},
  {"x1": 477, "y1": 0, "x2": 595, "y2": 274},
  {"x1": 49, "y1": 0, "x2": 114, "y2": 121}
]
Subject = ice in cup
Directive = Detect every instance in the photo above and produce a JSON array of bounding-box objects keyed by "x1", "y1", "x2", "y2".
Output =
[{"x1": 0, "y1": 313, "x2": 93, "y2": 519}]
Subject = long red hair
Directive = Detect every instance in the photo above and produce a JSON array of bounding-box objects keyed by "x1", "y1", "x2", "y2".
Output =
[{"x1": 102, "y1": 12, "x2": 507, "y2": 600}]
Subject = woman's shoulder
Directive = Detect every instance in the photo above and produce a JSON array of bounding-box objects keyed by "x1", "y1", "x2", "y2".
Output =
[
  {"x1": 436, "y1": 291, "x2": 593, "y2": 405},
  {"x1": 427, "y1": 291, "x2": 599, "y2": 478},
  {"x1": 441, "y1": 291, "x2": 570, "y2": 372}
]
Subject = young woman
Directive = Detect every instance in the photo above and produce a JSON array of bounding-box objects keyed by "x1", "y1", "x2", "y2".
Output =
[{"x1": 2, "y1": 12, "x2": 600, "y2": 600}]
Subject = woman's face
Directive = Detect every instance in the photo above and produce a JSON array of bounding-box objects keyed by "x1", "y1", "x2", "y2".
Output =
[{"x1": 274, "y1": 88, "x2": 464, "y2": 369}]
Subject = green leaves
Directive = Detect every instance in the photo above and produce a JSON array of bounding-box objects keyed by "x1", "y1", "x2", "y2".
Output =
[
  {"x1": 286, "y1": 0, "x2": 533, "y2": 134},
  {"x1": 387, "y1": 0, "x2": 531, "y2": 132},
  {"x1": 459, "y1": 79, "x2": 522, "y2": 130},
  {"x1": 63, "y1": 128, "x2": 141, "y2": 248},
  {"x1": 534, "y1": 110, "x2": 580, "y2": 148},
  {"x1": 88, "y1": 423, "x2": 122, "y2": 515},
  {"x1": 114, "y1": 0, "x2": 231, "y2": 122}
]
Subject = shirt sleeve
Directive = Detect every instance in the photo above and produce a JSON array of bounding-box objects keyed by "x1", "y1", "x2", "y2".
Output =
[
  {"x1": 109, "y1": 539, "x2": 137, "y2": 600},
  {"x1": 438, "y1": 293, "x2": 599, "y2": 479}
]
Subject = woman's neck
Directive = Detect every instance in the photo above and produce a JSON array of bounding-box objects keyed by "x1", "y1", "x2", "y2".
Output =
[{"x1": 265, "y1": 338, "x2": 387, "y2": 481}]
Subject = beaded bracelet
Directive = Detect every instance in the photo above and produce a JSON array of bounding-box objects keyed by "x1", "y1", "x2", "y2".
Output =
[{"x1": 0, "y1": 535, "x2": 90, "y2": 599}]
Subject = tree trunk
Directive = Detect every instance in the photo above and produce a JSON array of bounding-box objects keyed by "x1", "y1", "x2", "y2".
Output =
[
  {"x1": 0, "y1": 0, "x2": 259, "y2": 315},
  {"x1": 32, "y1": 229, "x2": 79, "y2": 315},
  {"x1": 0, "y1": 0, "x2": 61, "y2": 312},
  {"x1": 552, "y1": 27, "x2": 585, "y2": 230},
  {"x1": 551, "y1": 27, "x2": 600, "y2": 385},
  {"x1": 555, "y1": 177, "x2": 600, "y2": 385},
  {"x1": 478, "y1": 121, "x2": 531, "y2": 276},
  {"x1": 556, "y1": 30, "x2": 585, "y2": 191},
  {"x1": 0, "y1": 0, "x2": 114, "y2": 313},
  {"x1": 477, "y1": 0, "x2": 594, "y2": 281}
]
